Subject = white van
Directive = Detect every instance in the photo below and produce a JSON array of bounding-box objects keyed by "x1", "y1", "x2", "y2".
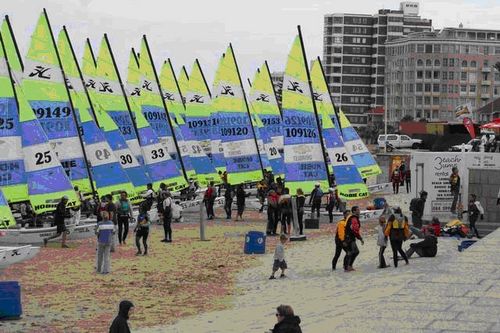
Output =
[{"x1": 377, "y1": 134, "x2": 422, "y2": 150}]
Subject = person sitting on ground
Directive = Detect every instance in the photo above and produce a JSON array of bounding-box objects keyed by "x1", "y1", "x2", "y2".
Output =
[
  {"x1": 405, "y1": 227, "x2": 438, "y2": 259},
  {"x1": 271, "y1": 304, "x2": 302, "y2": 333},
  {"x1": 109, "y1": 300, "x2": 134, "y2": 333},
  {"x1": 269, "y1": 234, "x2": 288, "y2": 279}
]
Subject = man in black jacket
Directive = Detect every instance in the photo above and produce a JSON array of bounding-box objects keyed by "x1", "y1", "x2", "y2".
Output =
[
  {"x1": 272, "y1": 304, "x2": 302, "y2": 333},
  {"x1": 109, "y1": 300, "x2": 134, "y2": 333},
  {"x1": 405, "y1": 229, "x2": 438, "y2": 258},
  {"x1": 43, "y1": 196, "x2": 69, "y2": 248},
  {"x1": 410, "y1": 190, "x2": 427, "y2": 229}
]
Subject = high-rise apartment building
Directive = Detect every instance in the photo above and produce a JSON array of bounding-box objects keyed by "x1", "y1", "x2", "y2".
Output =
[
  {"x1": 385, "y1": 27, "x2": 500, "y2": 124},
  {"x1": 323, "y1": 2, "x2": 432, "y2": 126}
]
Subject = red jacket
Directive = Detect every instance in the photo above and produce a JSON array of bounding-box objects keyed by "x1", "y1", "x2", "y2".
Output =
[{"x1": 391, "y1": 170, "x2": 401, "y2": 183}]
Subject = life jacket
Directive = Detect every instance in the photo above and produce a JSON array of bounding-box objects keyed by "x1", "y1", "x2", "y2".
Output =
[
  {"x1": 117, "y1": 200, "x2": 130, "y2": 216},
  {"x1": 336, "y1": 214, "x2": 351, "y2": 242},
  {"x1": 388, "y1": 217, "x2": 407, "y2": 241}
]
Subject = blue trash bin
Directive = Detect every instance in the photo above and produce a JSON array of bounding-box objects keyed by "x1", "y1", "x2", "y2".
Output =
[
  {"x1": 244, "y1": 231, "x2": 266, "y2": 254},
  {"x1": 373, "y1": 198, "x2": 386, "y2": 210},
  {"x1": 0, "y1": 281, "x2": 22, "y2": 319}
]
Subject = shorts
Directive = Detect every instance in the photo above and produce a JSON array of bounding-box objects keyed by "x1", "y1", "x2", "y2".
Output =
[
  {"x1": 273, "y1": 259, "x2": 287, "y2": 271},
  {"x1": 56, "y1": 224, "x2": 67, "y2": 234}
]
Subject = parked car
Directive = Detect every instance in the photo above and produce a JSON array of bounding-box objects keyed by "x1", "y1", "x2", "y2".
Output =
[
  {"x1": 449, "y1": 138, "x2": 483, "y2": 152},
  {"x1": 377, "y1": 134, "x2": 422, "y2": 150}
]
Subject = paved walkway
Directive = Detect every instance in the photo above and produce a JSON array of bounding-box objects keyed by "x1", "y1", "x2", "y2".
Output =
[{"x1": 137, "y1": 225, "x2": 500, "y2": 333}]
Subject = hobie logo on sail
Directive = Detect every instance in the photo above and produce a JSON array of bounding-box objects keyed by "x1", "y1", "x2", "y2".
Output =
[
  {"x1": 131, "y1": 87, "x2": 141, "y2": 96},
  {"x1": 65, "y1": 78, "x2": 74, "y2": 90},
  {"x1": 85, "y1": 79, "x2": 96, "y2": 89},
  {"x1": 256, "y1": 94, "x2": 269, "y2": 102},
  {"x1": 221, "y1": 86, "x2": 234, "y2": 96},
  {"x1": 287, "y1": 81, "x2": 303, "y2": 93},
  {"x1": 142, "y1": 80, "x2": 153, "y2": 91},
  {"x1": 190, "y1": 95, "x2": 204, "y2": 103},
  {"x1": 28, "y1": 65, "x2": 51, "y2": 79},
  {"x1": 313, "y1": 92, "x2": 322, "y2": 101},
  {"x1": 99, "y1": 82, "x2": 113, "y2": 93},
  {"x1": 162, "y1": 92, "x2": 175, "y2": 101}
]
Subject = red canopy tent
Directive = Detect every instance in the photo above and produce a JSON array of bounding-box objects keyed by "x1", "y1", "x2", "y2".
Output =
[{"x1": 480, "y1": 118, "x2": 500, "y2": 129}]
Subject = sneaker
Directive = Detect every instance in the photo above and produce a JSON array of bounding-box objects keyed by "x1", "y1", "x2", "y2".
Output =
[
  {"x1": 61, "y1": 244, "x2": 70, "y2": 248},
  {"x1": 135, "y1": 251, "x2": 142, "y2": 256},
  {"x1": 143, "y1": 252, "x2": 148, "y2": 256},
  {"x1": 269, "y1": 276, "x2": 276, "y2": 280},
  {"x1": 280, "y1": 274, "x2": 286, "y2": 278},
  {"x1": 167, "y1": 239, "x2": 172, "y2": 243},
  {"x1": 160, "y1": 239, "x2": 168, "y2": 243}
]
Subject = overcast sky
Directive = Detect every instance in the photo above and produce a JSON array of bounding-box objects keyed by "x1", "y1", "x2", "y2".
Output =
[{"x1": 3, "y1": 0, "x2": 500, "y2": 86}]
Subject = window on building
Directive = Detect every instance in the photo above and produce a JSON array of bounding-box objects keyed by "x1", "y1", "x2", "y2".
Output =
[
  {"x1": 484, "y1": 60, "x2": 489, "y2": 67},
  {"x1": 333, "y1": 47, "x2": 342, "y2": 53},
  {"x1": 470, "y1": 85, "x2": 476, "y2": 93},
  {"x1": 461, "y1": 72, "x2": 467, "y2": 81},
  {"x1": 483, "y1": 73, "x2": 489, "y2": 81},
  {"x1": 443, "y1": 58, "x2": 448, "y2": 67},
  {"x1": 434, "y1": 45, "x2": 441, "y2": 53},
  {"x1": 334, "y1": 27, "x2": 342, "y2": 33},
  {"x1": 434, "y1": 59, "x2": 441, "y2": 67},
  {"x1": 448, "y1": 85, "x2": 454, "y2": 93},
  {"x1": 434, "y1": 71, "x2": 440, "y2": 79},
  {"x1": 494, "y1": 86, "x2": 500, "y2": 95},
  {"x1": 333, "y1": 16, "x2": 343, "y2": 24},
  {"x1": 425, "y1": 71, "x2": 432, "y2": 79},
  {"x1": 471, "y1": 60, "x2": 477, "y2": 68},
  {"x1": 441, "y1": 84, "x2": 447, "y2": 93},
  {"x1": 416, "y1": 96, "x2": 423, "y2": 105},
  {"x1": 469, "y1": 72, "x2": 477, "y2": 82},
  {"x1": 425, "y1": 83, "x2": 431, "y2": 92},
  {"x1": 424, "y1": 96, "x2": 431, "y2": 105},
  {"x1": 426, "y1": 59, "x2": 432, "y2": 67},
  {"x1": 433, "y1": 97, "x2": 440, "y2": 105},
  {"x1": 425, "y1": 45, "x2": 433, "y2": 53},
  {"x1": 333, "y1": 67, "x2": 341, "y2": 73},
  {"x1": 416, "y1": 83, "x2": 423, "y2": 92},
  {"x1": 449, "y1": 59, "x2": 455, "y2": 67},
  {"x1": 433, "y1": 84, "x2": 440, "y2": 92},
  {"x1": 333, "y1": 77, "x2": 341, "y2": 83},
  {"x1": 495, "y1": 72, "x2": 500, "y2": 81},
  {"x1": 417, "y1": 44, "x2": 424, "y2": 53},
  {"x1": 462, "y1": 60, "x2": 467, "y2": 67},
  {"x1": 331, "y1": 86, "x2": 341, "y2": 93},
  {"x1": 461, "y1": 85, "x2": 467, "y2": 92},
  {"x1": 417, "y1": 59, "x2": 423, "y2": 66},
  {"x1": 417, "y1": 70, "x2": 423, "y2": 79},
  {"x1": 333, "y1": 57, "x2": 341, "y2": 63},
  {"x1": 449, "y1": 72, "x2": 455, "y2": 80},
  {"x1": 442, "y1": 72, "x2": 448, "y2": 80}
]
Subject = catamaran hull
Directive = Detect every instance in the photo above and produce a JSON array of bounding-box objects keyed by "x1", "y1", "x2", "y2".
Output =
[
  {"x1": 0, "y1": 224, "x2": 97, "y2": 245},
  {"x1": 0, "y1": 245, "x2": 34, "y2": 268}
]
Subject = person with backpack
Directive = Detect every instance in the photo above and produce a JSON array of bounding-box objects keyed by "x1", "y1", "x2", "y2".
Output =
[
  {"x1": 267, "y1": 189, "x2": 280, "y2": 235},
  {"x1": 309, "y1": 183, "x2": 323, "y2": 219},
  {"x1": 332, "y1": 211, "x2": 349, "y2": 271},
  {"x1": 384, "y1": 207, "x2": 410, "y2": 268},
  {"x1": 224, "y1": 184, "x2": 234, "y2": 220},
  {"x1": 279, "y1": 188, "x2": 292, "y2": 234},
  {"x1": 409, "y1": 190, "x2": 427, "y2": 229},
  {"x1": 344, "y1": 206, "x2": 364, "y2": 272},
  {"x1": 161, "y1": 191, "x2": 173, "y2": 243},
  {"x1": 465, "y1": 194, "x2": 484, "y2": 238},
  {"x1": 391, "y1": 167, "x2": 401, "y2": 194},
  {"x1": 296, "y1": 188, "x2": 306, "y2": 235},
  {"x1": 116, "y1": 191, "x2": 133, "y2": 245},
  {"x1": 204, "y1": 181, "x2": 217, "y2": 220},
  {"x1": 449, "y1": 167, "x2": 461, "y2": 214},
  {"x1": 326, "y1": 188, "x2": 336, "y2": 223}
]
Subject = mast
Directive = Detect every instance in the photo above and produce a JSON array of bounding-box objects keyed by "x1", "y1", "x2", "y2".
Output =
[
  {"x1": 141, "y1": 35, "x2": 188, "y2": 180},
  {"x1": 297, "y1": 25, "x2": 331, "y2": 184},
  {"x1": 43, "y1": 9, "x2": 97, "y2": 198},
  {"x1": 195, "y1": 59, "x2": 212, "y2": 98},
  {"x1": 81, "y1": 38, "x2": 102, "y2": 127},
  {"x1": 102, "y1": 34, "x2": 142, "y2": 146},
  {"x1": 229, "y1": 43, "x2": 264, "y2": 176},
  {"x1": 168, "y1": 58, "x2": 186, "y2": 108},
  {"x1": 264, "y1": 61, "x2": 283, "y2": 117},
  {"x1": 3, "y1": 15, "x2": 24, "y2": 70}
]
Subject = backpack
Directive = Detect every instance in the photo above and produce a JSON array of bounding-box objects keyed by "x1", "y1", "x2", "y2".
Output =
[
  {"x1": 336, "y1": 215, "x2": 350, "y2": 242},
  {"x1": 409, "y1": 198, "x2": 419, "y2": 213},
  {"x1": 268, "y1": 196, "x2": 279, "y2": 209}
]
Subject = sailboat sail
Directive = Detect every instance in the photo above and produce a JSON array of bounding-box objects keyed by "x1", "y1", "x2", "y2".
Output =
[
  {"x1": 88, "y1": 36, "x2": 152, "y2": 193},
  {"x1": 57, "y1": 28, "x2": 135, "y2": 197},
  {"x1": 177, "y1": 66, "x2": 189, "y2": 108},
  {"x1": 282, "y1": 33, "x2": 328, "y2": 193},
  {"x1": 0, "y1": 31, "x2": 27, "y2": 203},
  {"x1": 310, "y1": 59, "x2": 368, "y2": 200},
  {"x1": 22, "y1": 12, "x2": 92, "y2": 193},
  {"x1": 212, "y1": 45, "x2": 263, "y2": 184},
  {"x1": 338, "y1": 109, "x2": 382, "y2": 179},
  {"x1": 126, "y1": 50, "x2": 187, "y2": 191},
  {"x1": 0, "y1": 187, "x2": 15, "y2": 228},
  {"x1": 248, "y1": 65, "x2": 284, "y2": 177},
  {"x1": 209, "y1": 56, "x2": 227, "y2": 174},
  {"x1": 159, "y1": 58, "x2": 216, "y2": 183}
]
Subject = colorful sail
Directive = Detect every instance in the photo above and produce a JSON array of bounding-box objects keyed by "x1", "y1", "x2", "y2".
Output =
[
  {"x1": 17, "y1": 85, "x2": 78, "y2": 213},
  {"x1": 248, "y1": 65, "x2": 284, "y2": 177},
  {"x1": 209, "y1": 56, "x2": 227, "y2": 173},
  {"x1": 22, "y1": 12, "x2": 92, "y2": 193},
  {"x1": 125, "y1": 50, "x2": 187, "y2": 191},
  {"x1": 57, "y1": 28, "x2": 136, "y2": 198},
  {"x1": 0, "y1": 187, "x2": 15, "y2": 228},
  {"x1": 1, "y1": 17, "x2": 23, "y2": 77},
  {"x1": 248, "y1": 105, "x2": 271, "y2": 171},
  {"x1": 0, "y1": 32, "x2": 28, "y2": 203},
  {"x1": 89, "y1": 36, "x2": 152, "y2": 192},
  {"x1": 310, "y1": 59, "x2": 368, "y2": 200},
  {"x1": 338, "y1": 109, "x2": 382, "y2": 179},
  {"x1": 212, "y1": 45, "x2": 262, "y2": 184},
  {"x1": 159, "y1": 58, "x2": 218, "y2": 184},
  {"x1": 177, "y1": 66, "x2": 189, "y2": 106},
  {"x1": 282, "y1": 34, "x2": 328, "y2": 193},
  {"x1": 138, "y1": 37, "x2": 181, "y2": 165}
]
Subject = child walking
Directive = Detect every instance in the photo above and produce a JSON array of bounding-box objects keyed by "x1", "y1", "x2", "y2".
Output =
[
  {"x1": 134, "y1": 205, "x2": 150, "y2": 256},
  {"x1": 269, "y1": 234, "x2": 288, "y2": 279},
  {"x1": 377, "y1": 216, "x2": 389, "y2": 269}
]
